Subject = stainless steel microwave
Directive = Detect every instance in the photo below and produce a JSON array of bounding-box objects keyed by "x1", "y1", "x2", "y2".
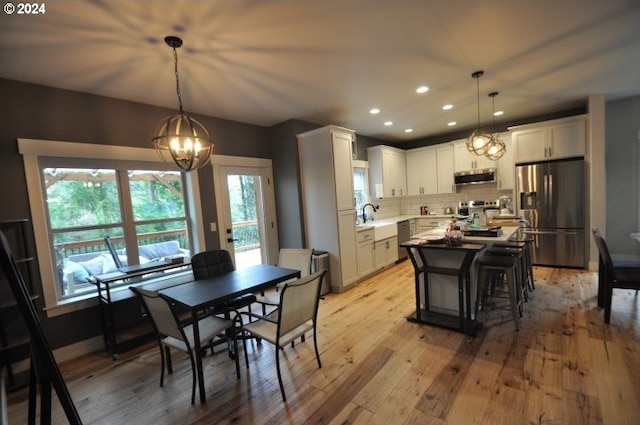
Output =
[{"x1": 454, "y1": 168, "x2": 497, "y2": 186}]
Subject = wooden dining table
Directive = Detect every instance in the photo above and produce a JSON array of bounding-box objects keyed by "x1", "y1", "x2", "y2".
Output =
[{"x1": 159, "y1": 264, "x2": 301, "y2": 403}]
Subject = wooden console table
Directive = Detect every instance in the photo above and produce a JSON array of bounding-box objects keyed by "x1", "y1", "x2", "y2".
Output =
[{"x1": 401, "y1": 241, "x2": 486, "y2": 336}]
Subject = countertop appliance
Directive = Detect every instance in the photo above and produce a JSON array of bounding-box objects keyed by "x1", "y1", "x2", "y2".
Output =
[
  {"x1": 397, "y1": 220, "x2": 410, "y2": 261},
  {"x1": 517, "y1": 158, "x2": 585, "y2": 268}
]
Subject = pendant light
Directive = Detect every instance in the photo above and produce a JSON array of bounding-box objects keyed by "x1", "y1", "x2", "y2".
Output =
[
  {"x1": 152, "y1": 36, "x2": 214, "y2": 172},
  {"x1": 485, "y1": 91, "x2": 506, "y2": 160},
  {"x1": 466, "y1": 70, "x2": 492, "y2": 156}
]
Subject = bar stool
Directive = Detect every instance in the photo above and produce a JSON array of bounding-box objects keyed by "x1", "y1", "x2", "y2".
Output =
[
  {"x1": 491, "y1": 242, "x2": 530, "y2": 301},
  {"x1": 498, "y1": 236, "x2": 536, "y2": 291},
  {"x1": 476, "y1": 253, "x2": 522, "y2": 330}
]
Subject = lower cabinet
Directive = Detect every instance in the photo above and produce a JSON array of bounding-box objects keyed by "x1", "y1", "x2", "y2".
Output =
[
  {"x1": 374, "y1": 236, "x2": 398, "y2": 270},
  {"x1": 415, "y1": 218, "x2": 441, "y2": 235},
  {"x1": 337, "y1": 210, "x2": 359, "y2": 287},
  {"x1": 356, "y1": 229, "x2": 375, "y2": 278}
]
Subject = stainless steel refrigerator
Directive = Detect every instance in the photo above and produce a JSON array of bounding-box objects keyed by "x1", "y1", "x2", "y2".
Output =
[{"x1": 516, "y1": 158, "x2": 585, "y2": 268}]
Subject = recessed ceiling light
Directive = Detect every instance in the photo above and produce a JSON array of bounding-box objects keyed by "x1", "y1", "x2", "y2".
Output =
[
  {"x1": 416, "y1": 86, "x2": 429, "y2": 94},
  {"x1": 442, "y1": 104, "x2": 453, "y2": 110},
  {"x1": 384, "y1": 121, "x2": 393, "y2": 126},
  {"x1": 447, "y1": 121, "x2": 457, "y2": 127},
  {"x1": 405, "y1": 128, "x2": 413, "y2": 133},
  {"x1": 370, "y1": 108, "x2": 380, "y2": 114},
  {"x1": 493, "y1": 110, "x2": 504, "y2": 116}
]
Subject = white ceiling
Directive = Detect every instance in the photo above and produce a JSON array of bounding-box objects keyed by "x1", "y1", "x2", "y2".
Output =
[{"x1": 1, "y1": 0, "x2": 639, "y2": 142}]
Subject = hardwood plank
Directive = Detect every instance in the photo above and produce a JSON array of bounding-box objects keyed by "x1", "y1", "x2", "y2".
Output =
[{"x1": 7, "y1": 261, "x2": 640, "y2": 425}]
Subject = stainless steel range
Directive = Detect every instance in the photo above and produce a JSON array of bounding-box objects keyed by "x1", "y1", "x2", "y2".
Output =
[{"x1": 457, "y1": 199, "x2": 499, "y2": 216}]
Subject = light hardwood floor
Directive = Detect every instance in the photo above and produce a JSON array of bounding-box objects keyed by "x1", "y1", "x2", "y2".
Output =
[{"x1": 7, "y1": 261, "x2": 640, "y2": 424}]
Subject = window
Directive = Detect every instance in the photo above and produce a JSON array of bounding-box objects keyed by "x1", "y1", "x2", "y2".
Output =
[
  {"x1": 45, "y1": 167, "x2": 190, "y2": 299},
  {"x1": 352, "y1": 160, "x2": 370, "y2": 212},
  {"x1": 19, "y1": 139, "x2": 205, "y2": 317}
]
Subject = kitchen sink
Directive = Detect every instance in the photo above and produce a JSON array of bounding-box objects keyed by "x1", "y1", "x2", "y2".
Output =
[
  {"x1": 356, "y1": 221, "x2": 397, "y2": 241},
  {"x1": 373, "y1": 222, "x2": 397, "y2": 241}
]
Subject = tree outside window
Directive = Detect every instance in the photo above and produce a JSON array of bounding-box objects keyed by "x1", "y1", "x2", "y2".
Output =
[{"x1": 43, "y1": 168, "x2": 191, "y2": 299}]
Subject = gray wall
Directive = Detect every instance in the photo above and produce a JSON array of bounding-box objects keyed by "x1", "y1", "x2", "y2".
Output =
[
  {"x1": 606, "y1": 95, "x2": 640, "y2": 254},
  {"x1": 0, "y1": 78, "x2": 272, "y2": 349},
  {"x1": 267, "y1": 119, "x2": 320, "y2": 248}
]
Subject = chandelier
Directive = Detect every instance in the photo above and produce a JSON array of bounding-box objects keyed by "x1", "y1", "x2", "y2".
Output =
[
  {"x1": 152, "y1": 36, "x2": 214, "y2": 172},
  {"x1": 466, "y1": 70, "x2": 492, "y2": 156},
  {"x1": 485, "y1": 91, "x2": 506, "y2": 160}
]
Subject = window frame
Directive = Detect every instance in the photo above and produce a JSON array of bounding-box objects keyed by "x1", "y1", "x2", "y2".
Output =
[
  {"x1": 352, "y1": 159, "x2": 370, "y2": 213},
  {"x1": 18, "y1": 139, "x2": 205, "y2": 318}
]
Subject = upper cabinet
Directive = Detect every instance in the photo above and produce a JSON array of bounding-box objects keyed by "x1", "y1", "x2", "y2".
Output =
[
  {"x1": 512, "y1": 116, "x2": 586, "y2": 164},
  {"x1": 436, "y1": 144, "x2": 455, "y2": 194},
  {"x1": 332, "y1": 131, "x2": 357, "y2": 210},
  {"x1": 453, "y1": 139, "x2": 496, "y2": 172},
  {"x1": 494, "y1": 133, "x2": 514, "y2": 190},
  {"x1": 406, "y1": 147, "x2": 437, "y2": 196},
  {"x1": 368, "y1": 146, "x2": 406, "y2": 198}
]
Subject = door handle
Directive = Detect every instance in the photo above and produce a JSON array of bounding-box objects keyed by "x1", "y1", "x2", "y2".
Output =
[{"x1": 227, "y1": 237, "x2": 238, "y2": 243}]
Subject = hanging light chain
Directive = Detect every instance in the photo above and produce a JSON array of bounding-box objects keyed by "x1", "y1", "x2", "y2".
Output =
[
  {"x1": 172, "y1": 45, "x2": 184, "y2": 116},
  {"x1": 476, "y1": 74, "x2": 481, "y2": 128},
  {"x1": 490, "y1": 91, "x2": 498, "y2": 133}
]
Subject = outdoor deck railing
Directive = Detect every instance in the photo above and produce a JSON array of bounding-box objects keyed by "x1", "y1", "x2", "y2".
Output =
[{"x1": 54, "y1": 220, "x2": 260, "y2": 257}]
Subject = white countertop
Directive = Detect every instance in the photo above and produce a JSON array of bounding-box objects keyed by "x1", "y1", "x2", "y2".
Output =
[{"x1": 415, "y1": 226, "x2": 520, "y2": 243}]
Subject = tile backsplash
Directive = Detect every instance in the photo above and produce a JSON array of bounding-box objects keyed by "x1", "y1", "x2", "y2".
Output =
[{"x1": 371, "y1": 184, "x2": 514, "y2": 219}]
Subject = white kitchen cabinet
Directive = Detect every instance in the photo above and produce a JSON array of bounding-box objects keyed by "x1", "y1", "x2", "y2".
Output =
[
  {"x1": 436, "y1": 144, "x2": 455, "y2": 194},
  {"x1": 374, "y1": 236, "x2": 398, "y2": 270},
  {"x1": 356, "y1": 229, "x2": 375, "y2": 277},
  {"x1": 495, "y1": 133, "x2": 514, "y2": 190},
  {"x1": 406, "y1": 147, "x2": 437, "y2": 196},
  {"x1": 512, "y1": 116, "x2": 586, "y2": 163},
  {"x1": 333, "y1": 131, "x2": 357, "y2": 211},
  {"x1": 337, "y1": 210, "x2": 358, "y2": 286},
  {"x1": 453, "y1": 140, "x2": 496, "y2": 172},
  {"x1": 368, "y1": 146, "x2": 407, "y2": 198},
  {"x1": 415, "y1": 218, "x2": 441, "y2": 235},
  {"x1": 298, "y1": 125, "x2": 358, "y2": 291}
]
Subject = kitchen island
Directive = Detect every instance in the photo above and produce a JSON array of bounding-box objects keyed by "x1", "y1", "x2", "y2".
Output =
[{"x1": 401, "y1": 226, "x2": 520, "y2": 335}]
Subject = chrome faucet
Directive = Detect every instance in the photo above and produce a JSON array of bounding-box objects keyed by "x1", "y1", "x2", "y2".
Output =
[{"x1": 361, "y1": 203, "x2": 379, "y2": 223}]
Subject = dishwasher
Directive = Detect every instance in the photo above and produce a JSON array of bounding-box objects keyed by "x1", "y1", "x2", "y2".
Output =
[{"x1": 397, "y1": 220, "x2": 410, "y2": 261}]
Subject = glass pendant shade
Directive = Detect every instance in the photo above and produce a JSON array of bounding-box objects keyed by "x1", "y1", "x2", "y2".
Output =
[
  {"x1": 153, "y1": 35, "x2": 214, "y2": 172},
  {"x1": 153, "y1": 114, "x2": 214, "y2": 172},
  {"x1": 485, "y1": 135, "x2": 506, "y2": 160}
]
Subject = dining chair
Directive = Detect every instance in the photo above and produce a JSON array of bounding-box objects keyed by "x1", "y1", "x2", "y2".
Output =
[
  {"x1": 130, "y1": 286, "x2": 240, "y2": 404},
  {"x1": 240, "y1": 269, "x2": 326, "y2": 402},
  {"x1": 254, "y1": 248, "x2": 313, "y2": 314},
  {"x1": 591, "y1": 228, "x2": 640, "y2": 324},
  {"x1": 191, "y1": 249, "x2": 257, "y2": 316}
]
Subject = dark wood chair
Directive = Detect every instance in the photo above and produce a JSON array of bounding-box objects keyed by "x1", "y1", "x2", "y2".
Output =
[{"x1": 591, "y1": 228, "x2": 640, "y2": 324}]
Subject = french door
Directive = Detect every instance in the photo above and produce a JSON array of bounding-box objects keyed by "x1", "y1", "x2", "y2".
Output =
[{"x1": 212, "y1": 156, "x2": 279, "y2": 268}]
